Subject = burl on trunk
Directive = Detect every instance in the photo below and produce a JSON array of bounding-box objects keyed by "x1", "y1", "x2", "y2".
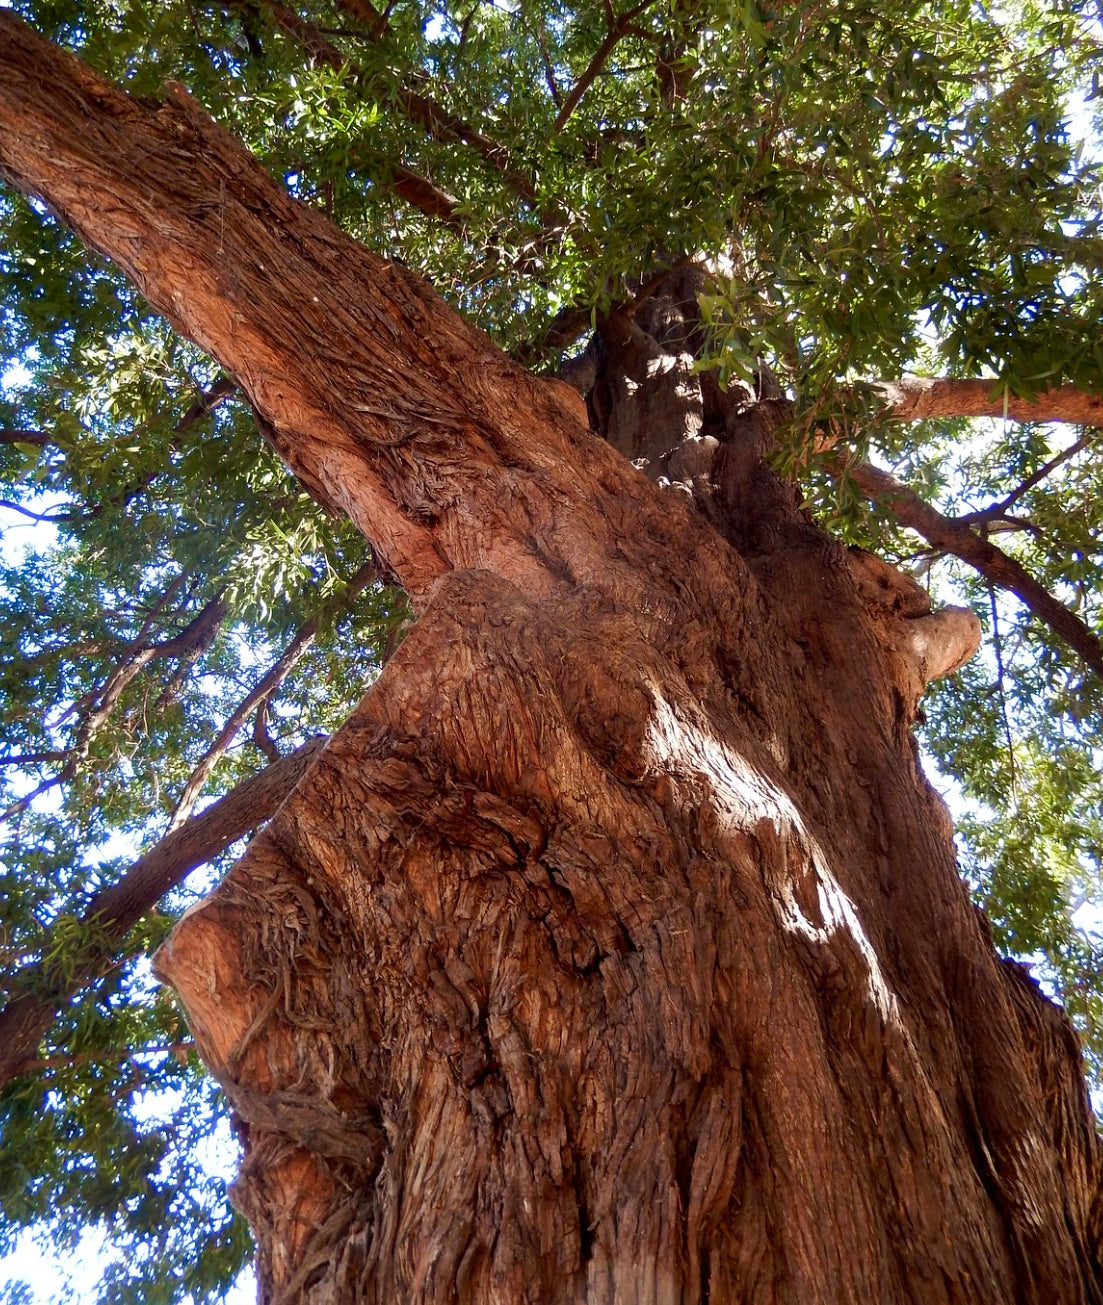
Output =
[{"x1": 0, "y1": 12, "x2": 1099, "y2": 1303}]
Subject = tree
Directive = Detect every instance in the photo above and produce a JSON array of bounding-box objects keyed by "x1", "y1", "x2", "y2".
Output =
[{"x1": 1, "y1": 1, "x2": 1103, "y2": 1300}]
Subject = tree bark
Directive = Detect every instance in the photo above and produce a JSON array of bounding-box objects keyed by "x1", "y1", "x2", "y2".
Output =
[
  {"x1": 878, "y1": 376, "x2": 1103, "y2": 427},
  {"x1": 1, "y1": 14, "x2": 1101, "y2": 1304}
]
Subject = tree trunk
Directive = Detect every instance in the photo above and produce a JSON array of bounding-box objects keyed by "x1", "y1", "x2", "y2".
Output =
[{"x1": 2, "y1": 15, "x2": 1101, "y2": 1303}]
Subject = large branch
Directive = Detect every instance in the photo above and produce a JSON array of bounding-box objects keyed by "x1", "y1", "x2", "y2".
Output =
[
  {"x1": 840, "y1": 456, "x2": 1103, "y2": 680},
  {"x1": 0, "y1": 11, "x2": 654, "y2": 614},
  {"x1": 0, "y1": 737, "x2": 325, "y2": 1088},
  {"x1": 879, "y1": 377, "x2": 1103, "y2": 427}
]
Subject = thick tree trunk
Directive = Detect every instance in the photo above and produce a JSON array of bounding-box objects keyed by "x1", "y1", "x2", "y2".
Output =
[{"x1": 2, "y1": 15, "x2": 1101, "y2": 1303}]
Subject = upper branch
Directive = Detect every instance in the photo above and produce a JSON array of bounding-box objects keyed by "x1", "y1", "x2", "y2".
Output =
[
  {"x1": 69, "y1": 592, "x2": 228, "y2": 774},
  {"x1": 958, "y1": 429, "x2": 1099, "y2": 525},
  {"x1": 554, "y1": 0, "x2": 657, "y2": 131},
  {"x1": 879, "y1": 377, "x2": 1103, "y2": 427},
  {"x1": 233, "y1": 0, "x2": 537, "y2": 205},
  {"x1": 840, "y1": 456, "x2": 1103, "y2": 681},
  {"x1": 333, "y1": 0, "x2": 390, "y2": 41},
  {"x1": 0, "y1": 589, "x2": 227, "y2": 827}
]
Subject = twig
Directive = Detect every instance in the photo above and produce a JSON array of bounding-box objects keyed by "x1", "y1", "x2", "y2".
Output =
[
  {"x1": 1, "y1": 585, "x2": 226, "y2": 826},
  {"x1": 988, "y1": 584, "x2": 1018, "y2": 804},
  {"x1": 19, "y1": 1041, "x2": 195, "y2": 1072},
  {"x1": 959, "y1": 430, "x2": 1098, "y2": 525},
  {"x1": 0, "y1": 498, "x2": 74, "y2": 523},
  {"x1": 534, "y1": 10, "x2": 563, "y2": 106},
  {"x1": 234, "y1": 0, "x2": 536, "y2": 203},
  {"x1": 0, "y1": 377, "x2": 238, "y2": 528}
]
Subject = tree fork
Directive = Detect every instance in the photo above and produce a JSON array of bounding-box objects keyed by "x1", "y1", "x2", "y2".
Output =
[{"x1": 2, "y1": 13, "x2": 1102, "y2": 1303}]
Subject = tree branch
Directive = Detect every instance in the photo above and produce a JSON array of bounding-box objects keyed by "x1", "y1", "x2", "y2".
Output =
[
  {"x1": 252, "y1": 697, "x2": 281, "y2": 763},
  {"x1": 0, "y1": 589, "x2": 227, "y2": 829},
  {"x1": 71, "y1": 591, "x2": 228, "y2": 773},
  {"x1": 233, "y1": 0, "x2": 536, "y2": 205},
  {"x1": 554, "y1": 1, "x2": 657, "y2": 132},
  {"x1": 0, "y1": 12, "x2": 666, "y2": 608},
  {"x1": 878, "y1": 376, "x2": 1103, "y2": 427},
  {"x1": 0, "y1": 775, "x2": 62, "y2": 826},
  {"x1": 837, "y1": 455, "x2": 1103, "y2": 681},
  {"x1": 0, "y1": 430, "x2": 52, "y2": 447},
  {"x1": 512, "y1": 301, "x2": 595, "y2": 369},
  {"x1": 0, "y1": 498, "x2": 73, "y2": 523},
  {"x1": 221, "y1": 1, "x2": 459, "y2": 222},
  {"x1": 958, "y1": 429, "x2": 1099, "y2": 525},
  {"x1": 0, "y1": 377, "x2": 238, "y2": 526},
  {"x1": 621, "y1": 254, "x2": 696, "y2": 319},
  {"x1": 17, "y1": 1040, "x2": 195, "y2": 1073},
  {"x1": 385, "y1": 162, "x2": 460, "y2": 223},
  {"x1": 0, "y1": 738, "x2": 326, "y2": 1088},
  {"x1": 167, "y1": 559, "x2": 377, "y2": 828},
  {"x1": 333, "y1": 0, "x2": 390, "y2": 41}
]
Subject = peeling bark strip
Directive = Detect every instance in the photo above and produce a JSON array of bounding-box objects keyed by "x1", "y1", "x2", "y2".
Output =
[{"x1": 3, "y1": 14, "x2": 1102, "y2": 1305}]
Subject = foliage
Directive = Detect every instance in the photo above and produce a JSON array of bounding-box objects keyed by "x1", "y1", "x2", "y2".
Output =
[{"x1": 0, "y1": 0, "x2": 1101, "y2": 1298}]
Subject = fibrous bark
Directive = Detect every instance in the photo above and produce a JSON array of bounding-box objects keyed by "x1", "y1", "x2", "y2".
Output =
[{"x1": 1, "y1": 14, "x2": 1101, "y2": 1304}]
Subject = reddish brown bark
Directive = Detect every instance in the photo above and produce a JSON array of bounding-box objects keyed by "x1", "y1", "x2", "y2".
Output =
[
  {"x1": 1, "y1": 14, "x2": 1101, "y2": 1304},
  {"x1": 841, "y1": 456, "x2": 1103, "y2": 680},
  {"x1": 879, "y1": 376, "x2": 1103, "y2": 427}
]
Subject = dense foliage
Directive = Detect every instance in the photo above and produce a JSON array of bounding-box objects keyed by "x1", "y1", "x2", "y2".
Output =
[{"x1": 1, "y1": 0, "x2": 1101, "y2": 1298}]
